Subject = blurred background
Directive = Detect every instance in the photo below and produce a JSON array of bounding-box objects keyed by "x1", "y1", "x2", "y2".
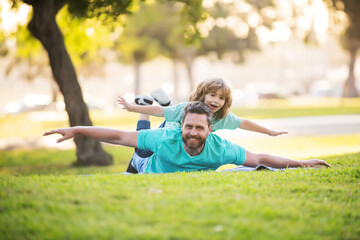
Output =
[
  {"x1": 0, "y1": 0, "x2": 359, "y2": 168},
  {"x1": 1, "y1": 0, "x2": 359, "y2": 111}
]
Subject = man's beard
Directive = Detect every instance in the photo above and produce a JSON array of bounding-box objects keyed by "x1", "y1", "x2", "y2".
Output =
[{"x1": 182, "y1": 135, "x2": 206, "y2": 151}]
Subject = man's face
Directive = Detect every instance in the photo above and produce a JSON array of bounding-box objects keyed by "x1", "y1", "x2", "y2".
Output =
[{"x1": 181, "y1": 113, "x2": 212, "y2": 155}]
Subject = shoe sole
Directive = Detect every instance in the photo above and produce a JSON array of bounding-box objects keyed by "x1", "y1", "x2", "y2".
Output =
[
  {"x1": 150, "y1": 88, "x2": 171, "y2": 106},
  {"x1": 135, "y1": 95, "x2": 153, "y2": 105}
]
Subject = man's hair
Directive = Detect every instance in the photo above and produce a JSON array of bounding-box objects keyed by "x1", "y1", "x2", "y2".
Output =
[
  {"x1": 189, "y1": 77, "x2": 232, "y2": 121},
  {"x1": 182, "y1": 101, "x2": 213, "y2": 126}
]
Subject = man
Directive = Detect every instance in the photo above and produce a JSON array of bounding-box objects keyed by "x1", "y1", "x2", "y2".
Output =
[{"x1": 43, "y1": 102, "x2": 330, "y2": 173}]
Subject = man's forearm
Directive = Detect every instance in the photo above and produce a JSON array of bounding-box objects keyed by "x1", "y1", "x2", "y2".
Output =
[
  {"x1": 44, "y1": 126, "x2": 139, "y2": 147},
  {"x1": 257, "y1": 154, "x2": 305, "y2": 168},
  {"x1": 244, "y1": 150, "x2": 330, "y2": 168},
  {"x1": 73, "y1": 126, "x2": 125, "y2": 144}
]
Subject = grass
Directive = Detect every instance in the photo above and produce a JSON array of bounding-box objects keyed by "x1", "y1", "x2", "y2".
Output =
[
  {"x1": 1, "y1": 152, "x2": 359, "y2": 240},
  {"x1": 0, "y1": 146, "x2": 133, "y2": 176}
]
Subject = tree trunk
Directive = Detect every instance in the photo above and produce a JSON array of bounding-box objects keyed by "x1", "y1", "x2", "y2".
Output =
[
  {"x1": 172, "y1": 57, "x2": 180, "y2": 102},
  {"x1": 27, "y1": 0, "x2": 112, "y2": 165},
  {"x1": 134, "y1": 60, "x2": 141, "y2": 95},
  {"x1": 343, "y1": 45, "x2": 359, "y2": 97},
  {"x1": 183, "y1": 57, "x2": 194, "y2": 94},
  {"x1": 180, "y1": 47, "x2": 196, "y2": 94}
]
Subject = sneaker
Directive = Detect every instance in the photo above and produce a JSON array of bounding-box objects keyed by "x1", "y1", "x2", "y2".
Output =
[
  {"x1": 135, "y1": 95, "x2": 154, "y2": 106},
  {"x1": 150, "y1": 88, "x2": 171, "y2": 106}
]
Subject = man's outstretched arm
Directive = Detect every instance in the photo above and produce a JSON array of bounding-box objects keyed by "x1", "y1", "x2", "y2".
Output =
[
  {"x1": 43, "y1": 126, "x2": 139, "y2": 148},
  {"x1": 243, "y1": 150, "x2": 331, "y2": 168}
]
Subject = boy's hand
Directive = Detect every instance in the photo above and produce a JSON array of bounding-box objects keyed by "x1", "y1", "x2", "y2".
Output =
[
  {"x1": 43, "y1": 128, "x2": 76, "y2": 143},
  {"x1": 117, "y1": 96, "x2": 133, "y2": 112},
  {"x1": 269, "y1": 130, "x2": 288, "y2": 136}
]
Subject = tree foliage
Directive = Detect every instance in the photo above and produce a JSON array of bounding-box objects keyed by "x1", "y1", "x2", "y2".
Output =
[{"x1": 3, "y1": 0, "x2": 206, "y2": 166}]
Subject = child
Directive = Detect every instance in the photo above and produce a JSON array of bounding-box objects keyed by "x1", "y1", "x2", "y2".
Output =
[{"x1": 117, "y1": 76, "x2": 288, "y2": 136}]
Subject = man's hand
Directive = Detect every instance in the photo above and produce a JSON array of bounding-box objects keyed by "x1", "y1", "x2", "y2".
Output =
[
  {"x1": 43, "y1": 128, "x2": 76, "y2": 143},
  {"x1": 303, "y1": 159, "x2": 331, "y2": 168}
]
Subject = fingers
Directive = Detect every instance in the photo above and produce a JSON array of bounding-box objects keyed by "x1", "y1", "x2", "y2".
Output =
[
  {"x1": 314, "y1": 159, "x2": 331, "y2": 167},
  {"x1": 56, "y1": 136, "x2": 67, "y2": 143},
  {"x1": 43, "y1": 129, "x2": 58, "y2": 136},
  {"x1": 117, "y1": 96, "x2": 126, "y2": 104},
  {"x1": 321, "y1": 161, "x2": 331, "y2": 167},
  {"x1": 309, "y1": 159, "x2": 331, "y2": 168},
  {"x1": 278, "y1": 131, "x2": 288, "y2": 136},
  {"x1": 271, "y1": 131, "x2": 288, "y2": 136}
]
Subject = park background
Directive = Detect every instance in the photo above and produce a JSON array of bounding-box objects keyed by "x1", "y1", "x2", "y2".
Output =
[{"x1": 0, "y1": 0, "x2": 359, "y2": 239}]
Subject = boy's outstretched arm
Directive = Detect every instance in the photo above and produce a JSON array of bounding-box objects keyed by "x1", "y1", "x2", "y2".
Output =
[
  {"x1": 239, "y1": 119, "x2": 288, "y2": 136},
  {"x1": 117, "y1": 96, "x2": 164, "y2": 117},
  {"x1": 43, "y1": 126, "x2": 139, "y2": 147}
]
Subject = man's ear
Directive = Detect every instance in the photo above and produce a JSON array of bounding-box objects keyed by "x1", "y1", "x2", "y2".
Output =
[{"x1": 208, "y1": 124, "x2": 213, "y2": 132}]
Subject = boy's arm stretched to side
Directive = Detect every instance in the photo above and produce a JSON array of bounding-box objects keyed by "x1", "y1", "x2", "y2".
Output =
[
  {"x1": 239, "y1": 119, "x2": 288, "y2": 136},
  {"x1": 43, "y1": 126, "x2": 139, "y2": 148},
  {"x1": 117, "y1": 96, "x2": 164, "y2": 117}
]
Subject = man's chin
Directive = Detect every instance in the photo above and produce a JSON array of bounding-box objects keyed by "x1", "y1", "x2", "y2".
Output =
[{"x1": 184, "y1": 139, "x2": 203, "y2": 149}]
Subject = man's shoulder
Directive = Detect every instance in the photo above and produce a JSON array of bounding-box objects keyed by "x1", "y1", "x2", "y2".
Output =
[
  {"x1": 138, "y1": 127, "x2": 181, "y2": 149},
  {"x1": 141, "y1": 127, "x2": 181, "y2": 139},
  {"x1": 207, "y1": 132, "x2": 236, "y2": 146}
]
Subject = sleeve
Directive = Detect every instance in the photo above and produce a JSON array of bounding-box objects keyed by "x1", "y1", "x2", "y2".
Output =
[
  {"x1": 163, "y1": 102, "x2": 188, "y2": 122},
  {"x1": 137, "y1": 129, "x2": 163, "y2": 152},
  {"x1": 212, "y1": 112, "x2": 242, "y2": 131},
  {"x1": 222, "y1": 141, "x2": 246, "y2": 166},
  {"x1": 224, "y1": 112, "x2": 242, "y2": 129}
]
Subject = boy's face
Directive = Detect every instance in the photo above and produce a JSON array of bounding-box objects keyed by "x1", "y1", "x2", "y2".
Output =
[
  {"x1": 204, "y1": 89, "x2": 226, "y2": 113},
  {"x1": 181, "y1": 113, "x2": 212, "y2": 154}
]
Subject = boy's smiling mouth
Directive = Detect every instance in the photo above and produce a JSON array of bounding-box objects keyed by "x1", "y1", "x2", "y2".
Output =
[{"x1": 209, "y1": 103, "x2": 218, "y2": 110}]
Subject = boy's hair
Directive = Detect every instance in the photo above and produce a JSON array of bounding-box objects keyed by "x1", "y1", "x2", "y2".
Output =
[
  {"x1": 189, "y1": 77, "x2": 232, "y2": 120},
  {"x1": 182, "y1": 102, "x2": 213, "y2": 126}
]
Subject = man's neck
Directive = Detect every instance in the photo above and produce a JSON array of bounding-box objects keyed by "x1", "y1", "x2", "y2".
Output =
[{"x1": 183, "y1": 143, "x2": 205, "y2": 156}]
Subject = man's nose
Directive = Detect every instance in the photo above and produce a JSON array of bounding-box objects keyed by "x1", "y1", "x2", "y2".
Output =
[{"x1": 190, "y1": 128, "x2": 198, "y2": 136}]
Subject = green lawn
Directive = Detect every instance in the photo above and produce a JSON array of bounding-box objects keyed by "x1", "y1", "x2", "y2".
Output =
[{"x1": 1, "y1": 152, "x2": 359, "y2": 240}]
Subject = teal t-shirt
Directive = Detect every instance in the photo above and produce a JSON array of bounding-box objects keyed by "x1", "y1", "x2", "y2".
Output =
[
  {"x1": 163, "y1": 102, "x2": 242, "y2": 131},
  {"x1": 137, "y1": 128, "x2": 246, "y2": 174}
]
